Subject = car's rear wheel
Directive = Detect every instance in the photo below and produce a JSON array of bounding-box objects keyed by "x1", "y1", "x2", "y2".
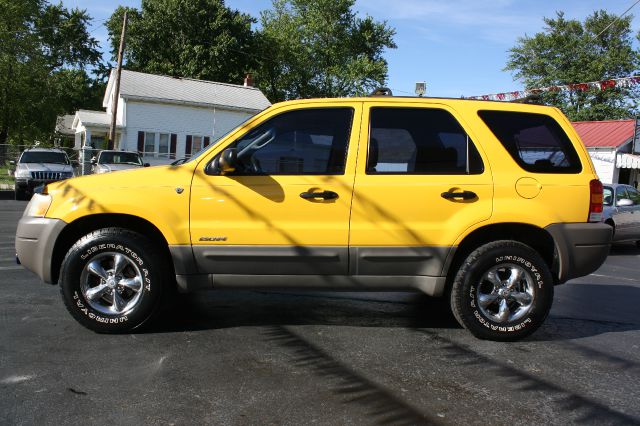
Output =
[
  {"x1": 450, "y1": 240, "x2": 554, "y2": 341},
  {"x1": 59, "y1": 228, "x2": 166, "y2": 333}
]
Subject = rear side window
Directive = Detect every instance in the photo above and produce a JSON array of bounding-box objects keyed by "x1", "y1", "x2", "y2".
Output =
[
  {"x1": 478, "y1": 110, "x2": 582, "y2": 173},
  {"x1": 367, "y1": 107, "x2": 484, "y2": 174}
]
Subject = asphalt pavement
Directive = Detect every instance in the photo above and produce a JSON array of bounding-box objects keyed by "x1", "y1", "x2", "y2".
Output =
[{"x1": 1, "y1": 200, "x2": 639, "y2": 425}]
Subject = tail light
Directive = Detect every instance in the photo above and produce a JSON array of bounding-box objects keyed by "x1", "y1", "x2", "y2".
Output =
[{"x1": 589, "y1": 179, "x2": 603, "y2": 222}]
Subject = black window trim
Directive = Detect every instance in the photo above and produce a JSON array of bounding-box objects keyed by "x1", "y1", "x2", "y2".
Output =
[
  {"x1": 205, "y1": 106, "x2": 355, "y2": 177},
  {"x1": 365, "y1": 106, "x2": 485, "y2": 176}
]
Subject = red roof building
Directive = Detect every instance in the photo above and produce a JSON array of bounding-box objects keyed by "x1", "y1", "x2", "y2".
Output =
[
  {"x1": 571, "y1": 119, "x2": 639, "y2": 185},
  {"x1": 572, "y1": 119, "x2": 635, "y2": 148}
]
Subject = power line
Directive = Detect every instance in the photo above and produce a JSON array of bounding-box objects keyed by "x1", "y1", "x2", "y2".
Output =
[{"x1": 593, "y1": 0, "x2": 640, "y2": 40}]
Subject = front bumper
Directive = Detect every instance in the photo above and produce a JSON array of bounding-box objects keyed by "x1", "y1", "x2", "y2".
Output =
[
  {"x1": 545, "y1": 223, "x2": 613, "y2": 283},
  {"x1": 15, "y1": 177, "x2": 71, "y2": 193},
  {"x1": 15, "y1": 217, "x2": 66, "y2": 284}
]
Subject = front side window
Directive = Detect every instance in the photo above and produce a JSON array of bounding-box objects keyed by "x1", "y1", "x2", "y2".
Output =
[
  {"x1": 478, "y1": 110, "x2": 582, "y2": 173},
  {"x1": 367, "y1": 107, "x2": 483, "y2": 174},
  {"x1": 213, "y1": 108, "x2": 353, "y2": 175}
]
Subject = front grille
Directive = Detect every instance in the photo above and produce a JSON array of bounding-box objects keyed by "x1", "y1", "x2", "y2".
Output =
[{"x1": 30, "y1": 171, "x2": 69, "y2": 180}]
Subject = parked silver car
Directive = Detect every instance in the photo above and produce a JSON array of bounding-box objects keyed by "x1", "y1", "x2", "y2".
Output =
[
  {"x1": 602, "y1": 183, "x2": 640, "y2": 246},
  {"x1": 91, "y1": 150, "x2": 148, "y2": 174},
  {"x1": 12, "y1": 148, "x2": 75, "y2": 200}
]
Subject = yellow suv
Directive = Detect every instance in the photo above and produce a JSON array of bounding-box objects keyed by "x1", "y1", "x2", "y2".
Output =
[{"x1": 15, "y1": 96, "x2": 612, "y2": 340}]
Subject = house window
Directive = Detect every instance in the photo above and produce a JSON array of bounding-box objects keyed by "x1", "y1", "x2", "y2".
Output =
[
  {"x1": 185, "y1": 134, "x2": 211, "y2": 158},
  {"x1": 144, "y1": 132, "x2": 156, "y2": 154},
  {"x1": 158, "y1": 133, "x2": 169, "y2": 158},
  {"x1": 137, "y1": 131, "x2": 176, "y2": 158},
  {"x1": 193, "y1": 136, "x2": 203, "y2": 153}
]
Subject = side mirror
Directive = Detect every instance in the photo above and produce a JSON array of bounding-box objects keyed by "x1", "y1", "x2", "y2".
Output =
[
  {"x1": 217, "y1": 148, "x2": 237, "y2": 174},
  {"x1": 90, "y1": 157, "x2": 97, "y2": 165},
  {"x1": 617, "y1": 198, "x2": 634, "y2": 207},
  {"x1": 9, "y1": 160, "x2": 15, "y2": 166}
]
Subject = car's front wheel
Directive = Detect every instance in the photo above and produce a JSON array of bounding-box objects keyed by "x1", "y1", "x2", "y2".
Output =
[
  {"x1": 450, "y1": 240, "x2": 554, "y2": 341},
  {"x1": 59, "y1": 228, "x2": 166, "y2": 333}
]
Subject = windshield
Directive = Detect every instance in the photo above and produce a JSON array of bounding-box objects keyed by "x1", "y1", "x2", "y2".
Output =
[
  {"x1": 20, "y1": 151, "x2": 69, "y2": 164},
  {"x1": 99, "y1": 152, "x2": 143, "y2": 165}
]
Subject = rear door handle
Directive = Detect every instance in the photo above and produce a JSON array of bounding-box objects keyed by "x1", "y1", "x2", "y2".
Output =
[
  {"x1": 441, "y1": 190, "x2": 477, "y2": 200},
  {"x1": 300, "y1": 190, "x2": 339, "y2": 201}
]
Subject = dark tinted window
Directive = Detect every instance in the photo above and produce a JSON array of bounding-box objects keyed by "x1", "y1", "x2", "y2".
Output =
[
  {"x1": 603, "y1": 187, "x2": 614, "y2": 206},
  {"x1": 20, "y1": 151, "x2": 69, "y2": 164},
  {"x1": 367, "y1": 108, "x2": 483, "y2": 174},
  {"x1": 219, "y1": 108, "x2": 353, "y2": 175},
  {"x1": 478, "y1": 110, "x2": 581, "y2": 173},
  {"x1": 99, "y1": 152, "x2": 142, "y2": 165}
]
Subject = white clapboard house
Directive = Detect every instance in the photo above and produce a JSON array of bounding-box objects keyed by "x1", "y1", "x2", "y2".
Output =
[{"x1": 72, "y1": 70, "x2": 271, "y2": 166}]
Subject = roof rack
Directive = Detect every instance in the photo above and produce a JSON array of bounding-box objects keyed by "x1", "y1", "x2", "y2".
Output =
[
  {"x1": 511, "y1": 94, "x2": 543, "y2": 105},
  {"x1": 369, "y1": 87, "x2": 393, "y2": 97}
]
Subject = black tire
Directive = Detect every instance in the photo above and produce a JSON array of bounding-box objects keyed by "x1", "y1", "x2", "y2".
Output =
[
  {"x1": 14, "y1": 188, "x2": 29, "y2": 201},
  {"x1": 450, "y1": 240, "x2": 554, "y2": 341},
  {"x1": 59, "y1": 228, "x2": 167, "y2": 333}
]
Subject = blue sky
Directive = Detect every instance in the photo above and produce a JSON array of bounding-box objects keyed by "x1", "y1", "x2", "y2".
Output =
[{"x1": 72, "y1": 0, "x2": 640, "y2": 98}]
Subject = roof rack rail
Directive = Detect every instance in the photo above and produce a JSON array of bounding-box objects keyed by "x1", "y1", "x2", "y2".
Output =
[
  {"x1": 511, "y1": 94, "x2": 543, "y2": 104},
  {"x1": 369, "y1": 87, "x2": 393, "y2": 97}
]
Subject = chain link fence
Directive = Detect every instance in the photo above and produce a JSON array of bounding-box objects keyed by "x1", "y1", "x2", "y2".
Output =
[
  {"x1": 0, "y1": 144, "x2": 84, "y2": 190},
  {"x1": 0, "y1": 144, "x2": 178, "y2": 191}
]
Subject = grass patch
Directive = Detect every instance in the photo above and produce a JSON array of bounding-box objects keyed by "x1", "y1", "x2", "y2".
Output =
[{"x1": 0, "y1": 164, "x2": 15, "y2": 185}]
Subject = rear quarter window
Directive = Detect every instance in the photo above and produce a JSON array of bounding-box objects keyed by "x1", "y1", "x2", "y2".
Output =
[{"x1": 478, "y1": 110, "x2": 582, "y2": 174}]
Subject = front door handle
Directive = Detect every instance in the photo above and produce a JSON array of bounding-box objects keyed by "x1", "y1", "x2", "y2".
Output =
[
  {"x1": 300, "y1": 190, "x2": 339, "y2": 201},
  {"x1": 441, "y1": 190, "x2": 477, "y2": 200}
]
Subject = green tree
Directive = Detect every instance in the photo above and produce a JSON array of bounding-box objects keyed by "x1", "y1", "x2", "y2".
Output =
[
  {"x1": 0, "y1": 0, "x2": 102, "y2": 147},
  {"x1": 256, "y1": 0, "x2": 396, "y2": 102},
  {"x1": 506, "y1": 11, "x2": 640, "y2": 121},
  {"x1": 106, "y1": 0, "x2": 257, "y2": 84}
]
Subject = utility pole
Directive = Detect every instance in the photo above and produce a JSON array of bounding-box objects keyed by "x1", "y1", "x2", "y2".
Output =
[{"x1": 108, "y1": 11, "x2": 128, "y2": 150}]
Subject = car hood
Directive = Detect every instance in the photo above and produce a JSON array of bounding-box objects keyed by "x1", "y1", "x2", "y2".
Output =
[{"x1": 17, "y1": 163, "x2": 73, "y2": 173}]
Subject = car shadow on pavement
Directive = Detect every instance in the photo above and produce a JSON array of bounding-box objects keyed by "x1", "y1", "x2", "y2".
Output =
[
  {"x1": 531, "y1": 283, "x2": 640, "y2": 341},
  {"x1": 147, "y1": 285, "x2": 640, "y2": 341},
  {"x1": 607, "y1": 242, "x2": 640, "y2": 256},
  {"x1": 147, "y1": 291, "x2": 460, "y2": 333}
]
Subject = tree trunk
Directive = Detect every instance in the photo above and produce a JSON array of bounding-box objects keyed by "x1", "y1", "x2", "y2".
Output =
[{"x1": 0, "y1": 126, "x2": 8, "y2": 160}]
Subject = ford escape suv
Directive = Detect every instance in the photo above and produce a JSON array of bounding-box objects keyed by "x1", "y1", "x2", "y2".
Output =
[{"x1": 15, "y1": 96, "x2": 612, "y2": 341}]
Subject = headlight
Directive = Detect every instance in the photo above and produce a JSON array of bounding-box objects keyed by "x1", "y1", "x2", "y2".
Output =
[
  {"x1": 15, "y1": 169, "x2": 30, "y2": 178},
  {"x1": 23, "y1": 194, "x2": 52, "y2": 217}
]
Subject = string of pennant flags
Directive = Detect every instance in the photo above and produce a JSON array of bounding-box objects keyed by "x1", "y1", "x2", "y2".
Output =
[{"x1": 465, "y1": 75, "x2": 640, "y2": 101}]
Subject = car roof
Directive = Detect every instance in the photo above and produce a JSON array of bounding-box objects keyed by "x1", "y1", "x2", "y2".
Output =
[
  {"x1": 603, "y1": 183, "x2": 636, "y2": 190},
  {"x1": 23, "y1": 147, "x2": 67, "y2": 153},
  {"x1": 98, "y1": 150, "x2": 140, "y2": 154}
]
